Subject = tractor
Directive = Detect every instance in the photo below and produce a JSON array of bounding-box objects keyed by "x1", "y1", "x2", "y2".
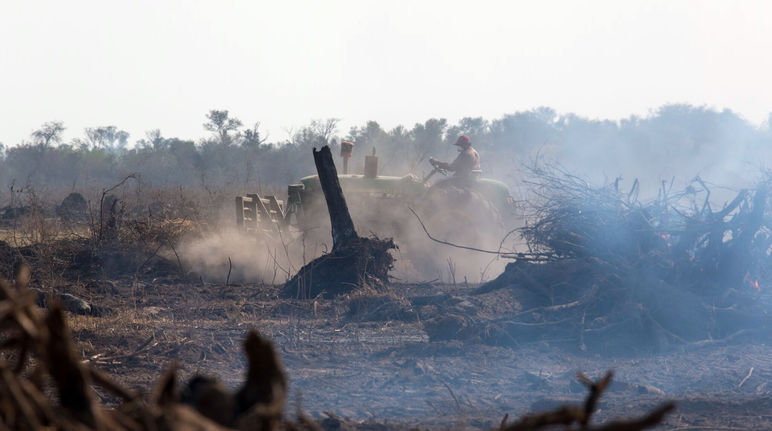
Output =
[{"x1": 236, "y1": 143, "x2": 515, "y2": 250}]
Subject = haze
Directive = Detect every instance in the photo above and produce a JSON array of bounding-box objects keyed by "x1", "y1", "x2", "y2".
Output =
[{"x1": 1, "y1": 0, "x2": 771, "y2": 146}]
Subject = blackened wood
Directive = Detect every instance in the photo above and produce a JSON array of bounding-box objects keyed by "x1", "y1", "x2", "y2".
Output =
[
  {"x1": 45, "y1": 306, "x2": 100, "y2": 427},
  {"x1": 313, "y1": 145, "x2": 358, "y2": 249}
]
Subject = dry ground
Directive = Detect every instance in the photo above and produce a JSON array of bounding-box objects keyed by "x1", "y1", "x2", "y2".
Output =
[
  {"x1": 5, "y1": 181, "x2": 772, "y2": 429},
  {"x1": 57, "y1": 274, "x2": 772, "y2": 430}
]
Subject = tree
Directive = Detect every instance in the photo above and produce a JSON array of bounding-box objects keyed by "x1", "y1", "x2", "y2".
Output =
[
  {"x1": 84, "y1": 126, "x2": 130, "y2": 151},
  {"x1": 489, "y1": 107, "x2": 558, "y2": 155},
  {"x1": 290, "y1": 119, "x2": 340, "y2": 148},
  {"x1": 347, "y1": 121, "x2": 387, "y2": 148},
  {"x1": 241, "y1": 122, "x2": 267, "y2": 148},
  {"x1": 314, "y1": 118, "x2": 340, "y2": 143},
  {"x1": 410, "y1": 118, "x2": 448, "y2": 164},
  {"x1": 31, "y1": 121, "x2": 65, "y2": 148},
  {"x1": 136, "y1": 129, "x2": 168, "y2": 150},
  {"x1": 203, "y1": 110, "x2": 243, "y2": 145}
]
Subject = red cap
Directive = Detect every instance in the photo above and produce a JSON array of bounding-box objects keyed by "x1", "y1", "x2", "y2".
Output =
[{"x1": 454, "y1": 135, "x2": 471, "y2": 147}]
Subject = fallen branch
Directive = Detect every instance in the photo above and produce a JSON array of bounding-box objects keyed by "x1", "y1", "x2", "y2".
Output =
[
  {"x1": 408, "y1": 206, "x2": 503, "y2": 255},
  {"x1": 738, "y1": 367, "x2": 754, "y2": 388},
  {"x1": 503, "y1": 371, "x2": 674, "y2": 431}
]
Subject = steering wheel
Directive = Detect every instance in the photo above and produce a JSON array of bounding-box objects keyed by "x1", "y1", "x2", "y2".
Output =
[
  {"x1": 422, "y1": 158, "x2": 448, "y2": 183},
  {"x1": 428, "y1": 158, "x2": 448, "y2": 175}
]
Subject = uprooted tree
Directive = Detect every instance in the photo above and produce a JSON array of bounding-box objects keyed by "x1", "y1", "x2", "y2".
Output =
[{"x1": 281, "y1": 145, "x2": 395, "y2": 298}]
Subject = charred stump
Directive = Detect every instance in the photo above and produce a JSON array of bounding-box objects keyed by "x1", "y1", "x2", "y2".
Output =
[
  {"x1": 282, "y1": 146, "x2": 395, "y2": 298},
  {"x1": 314, "y1": 145, "x2": 358, "y2": 250}
]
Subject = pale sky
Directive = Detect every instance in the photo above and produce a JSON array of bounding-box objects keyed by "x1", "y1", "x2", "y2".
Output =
[{"x1": 1, "y1": 0, "x2": 771, "y2": 146}]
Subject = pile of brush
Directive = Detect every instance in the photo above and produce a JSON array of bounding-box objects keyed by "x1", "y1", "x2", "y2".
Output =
[{"x1": 427, "y1": 168, "x2": 772, "y2": 353}]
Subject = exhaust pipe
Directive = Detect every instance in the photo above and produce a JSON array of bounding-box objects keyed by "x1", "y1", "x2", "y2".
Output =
[{"x1": 340, "y1": 141, "x2": 354, "y2": 174}]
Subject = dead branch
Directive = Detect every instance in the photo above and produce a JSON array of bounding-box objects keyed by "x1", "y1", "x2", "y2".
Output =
[
  {"x1": 589, "y1": 403, "x2": 676, "y2": 431},
  {"x1": 98, "y1": 173, "x2": 138, "y2": 243},
  {"x1": 503, "y1": 371, "x2": 673, "y2": 431},
  {"x1": 408, "y1": 206, "x2": 502, "y2": 255},
  {"x1": 456, "y1": 169, "x2": 772, "y2": 352}
]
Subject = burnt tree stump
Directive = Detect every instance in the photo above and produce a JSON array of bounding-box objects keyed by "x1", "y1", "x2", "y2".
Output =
[
  {"x1": 314, "y1": 145, "x2": 357, "y2": 250},
  {"x1": 282, "y1": 146, "x2": 395, "y2": 298}
]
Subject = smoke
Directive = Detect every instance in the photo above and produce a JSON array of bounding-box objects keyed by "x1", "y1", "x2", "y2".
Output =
[
  {"x1": 526, "y1": 106, "x2": 772, "y2": 199},
  {"x1": 116, "y1": 105, "x2": 772, "y2": 286},
  {"x1": 178, "y1": 227, "x2": 316, "y2": 285},
  {"x1": 313, "y1": 187, "x2": 513, "y2": 284}
]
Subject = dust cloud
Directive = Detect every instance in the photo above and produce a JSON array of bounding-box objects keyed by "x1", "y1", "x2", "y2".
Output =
[
  {"x1": 177, "y1": 186, "x2": 515, "y2": 286},
  {"x1": 178, "y1": 227, "x2": 313, "y2": 285}
]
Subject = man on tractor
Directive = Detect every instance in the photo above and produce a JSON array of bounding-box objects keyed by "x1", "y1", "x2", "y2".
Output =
[{"x1": 429, "y1": 134, "x2": 481, "y2": 183}]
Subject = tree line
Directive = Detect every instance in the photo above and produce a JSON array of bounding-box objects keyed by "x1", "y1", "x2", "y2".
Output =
[{"x1": 1, "y1": 105, "x2": 770, "y2": 196}]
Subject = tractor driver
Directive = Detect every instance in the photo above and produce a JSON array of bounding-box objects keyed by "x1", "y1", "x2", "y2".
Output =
[{"x1": 430, "y1": 134, "x2": 481, "y2": 179}]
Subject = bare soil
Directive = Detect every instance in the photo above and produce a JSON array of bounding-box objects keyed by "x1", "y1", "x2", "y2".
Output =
[{"x1": 57, "y1": 274, "x2": 772, "y2": 430}]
